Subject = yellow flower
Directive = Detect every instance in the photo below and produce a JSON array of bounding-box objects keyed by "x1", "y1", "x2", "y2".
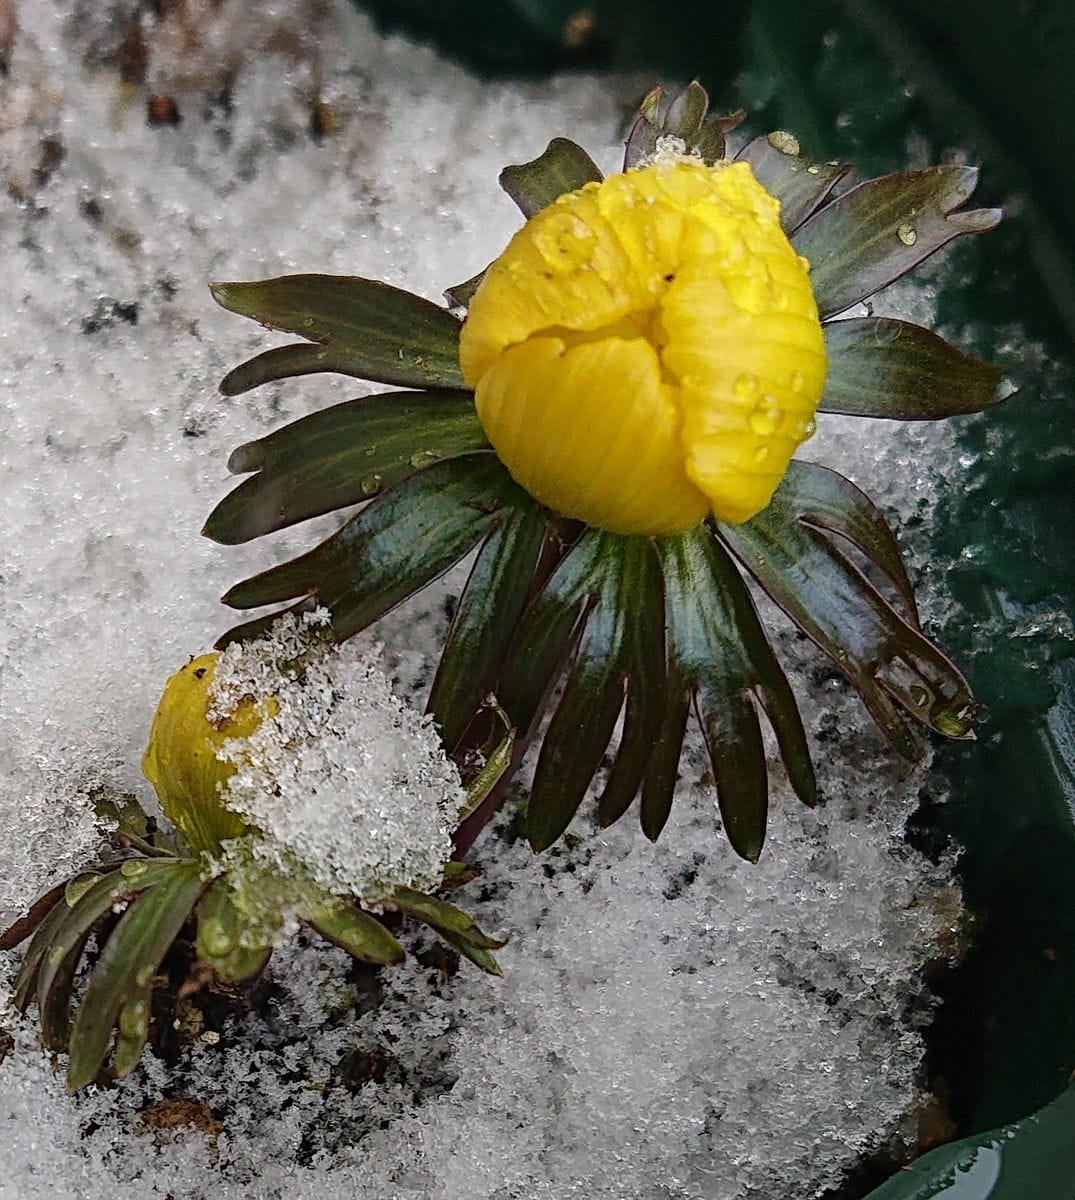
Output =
[
  {"x1": 141, "y1": 652, "x2": 264, "y2": 854},
  {"x1": 459, "y1": 157, "x2": 827, "y2": 535}
]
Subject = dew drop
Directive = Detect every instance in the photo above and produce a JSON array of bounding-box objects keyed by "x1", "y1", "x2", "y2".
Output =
[
  {"x1": 748, "y1": 397, "x2": 781, "y2": 437},
  {"x1": 909, "y1": 685, "x2": 931, "y2": 709},
  {"x1": 753, "y1": 446, "x2": 770, "y2": 464},
  {"x1": 135, "y1": 964, "x2": 155, "y2": 987},
  {"x1": 301, "y1": 316, "x2": 315, "y2": 328},
  {"x1": 64, "y1": 872, "x2": 100, "y2": 906},
  {"x1": 789, "y1": 370, "x2": 805, "y2": 393},
  {"x1": 199, "y1": 917, "x2": 234, "y2": 958},
  {"x1": 364, "y1": 445, "x2": 376, "y2": 457},
  {"x1": 360, "y1": 473, "x2": 382, "y2": 496},
  {"x1": 733, "y1": 373, "x2": 760, "y2": 400},
  {"x1": 118, "y1": 999, "x2": 149, "y2": 1039},
  {"x1": 120, "y1": 858, "x2": 150, "y2": 880},
  {"x1": 409, "y1": 450, "x2": 439, "y2": 468},
  {"x1": 800, "y1": 417, "x2": 817, "y2": 441},
  {"x1": 806, "y1": 163, "x2": 821, "y2": 175},
  {"x1": 767, "y1": 130, "x2": 800, "y2": 156},
  {"x1": 897, "y1": 223, "x2": 917, "y2": 246}
]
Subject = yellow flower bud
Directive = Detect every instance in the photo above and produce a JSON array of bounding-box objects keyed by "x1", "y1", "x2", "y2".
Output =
[
  {"x1": 142, "y1": 653, "x2": 267, "y2": 855},
  {"x1": 459, "y1": 158, "x2": 827, "y2": 534}
]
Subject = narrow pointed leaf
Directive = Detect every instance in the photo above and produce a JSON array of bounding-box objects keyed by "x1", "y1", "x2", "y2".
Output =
[
  {"x1": 444, "y1": 269, "x2": 485, "y2": 310},
  {"x1": 499, "y1": 137, "x2": 602, "y2": 218},
  {"x1": 0, "y1": 881, "x2": 67, "y2": 951},
  {"x1": 735, "y1": 133, "x2": 853, "y2": 232},
  {"x1": 719, "y1": 483, "x2": 978, "y2": 758},
  {"x1": 793, "y1": 166, "x2": 1002, "y2": 317},
  {"x1": 780, "y1": 459, "x2": 918, "y2": 621},
  {"x1": 11, "y1": 895, "x2": 68, "y2": 1012},
  {"x1": 195, "y1": 876, "x2": 275, "y2": 983},
  {"x1": 210, "y1": 275, "x2": 467, "y2": 393},
  {"x1": 304, "y1": 901, "x2": 405, "y2": 966},
  {"x1": 204, "y1": 391, "x2": 486, "y2": 545},
  {"x1": 220, "y1": 454, "x2": 522, "y2": 643},
  {"x1": 427, "y1": 498, "x2": 547, "y2": 750},
  {"x1": 820, "y1": 317, "x2": 1011, "y2": 419},
  {"x1": 390, "y1": 886, "x2": 504, "y2": 974},
  {"x1": 68, "y1": 861, "x2": 206, "y2": 1090},
  {"x1": 639, "y1": 686, "x2": 691, "y2": 842},
  {"x1": 659, "y1": 527, "x2": 815, "y2": 862},
  {"x1": 219, "y1": 344, "x2": 405, "y2": 397},
  {"x1": 512, "y1": 532, "x2": 665, "y2": 852}
]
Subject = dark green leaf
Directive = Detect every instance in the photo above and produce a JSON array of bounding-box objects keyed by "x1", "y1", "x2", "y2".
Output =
[
  {"x1": 779, "y1": 459, "x2": 918, "y2": 621},
  {"x1": 11, "y1": 894, "x2": 68, "y2": 1013},
  {"x1": 497, "y1": 530, "x2": 665, "y2": 852},
  {"x1": 303, "y1": 901, "x2": 405, "y2": 966},
  {"x1": 623, "y1": 81, "x2": 743, "y2": 168},
  {"x1": 718, "y1": 480, "x2": 978, "y2": 759},
  {"x1": 444, "y1": 269, "x2": 486, "y2": 310},
  {"x1": 0, "y1": 881, "x2": 67, "y2": 951},
  {"x1": 659, "y1": 527, "x2": 815, "y2": 862},
  {"x1": 111, "y1": 986, "x2": 153, "y2": 1080},
  {"x1": 195, "y1": 876, "x2": 275, "y2": 983},
  {"x1": 821, "y1": 316, "x2": 1012, "y2": 419},
  {"x1": 499, "y1": 137, "x2": 602, "y2": 218},
  {"x1": 792, "y1": 166, "x2": 1001, "y2": 316},
  {"x1": 735, "y1": 133, "x2": 852, "y2": 232},
  {"x1": 204, "y1": 391, "x2": 486, "y2": 545},
  {"x1": 220, "y1": 454, "x2": 522, "y2": 643},
  {"x1": 639, "y1": 686, "x2": 691, "y2": 842},
  {"x1": 210, "y1": 275, "x2": 467, "y2": 394},
  {"x1": 390, "y1": 886, "x2": 504, "y2": 975},
  {"x1": 68, "y1": 860, "x2": 206, "y2": 1090},
  {"x1": 427, "y1": 498, "x2": 547, "y2": 749}
]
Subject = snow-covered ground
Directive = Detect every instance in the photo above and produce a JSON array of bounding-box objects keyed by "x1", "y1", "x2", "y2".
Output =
[{"x1": 0, "y1": 4, "x2": 980, "y2": 1197}]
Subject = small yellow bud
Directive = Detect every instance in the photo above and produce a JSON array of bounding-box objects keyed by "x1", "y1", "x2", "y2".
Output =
[
  {"x1": 460, "y1": 159, "x2": 827, "y2": 534},
  {"x1": 142, "y1": 653, "x2": 266, "y2": 855}
]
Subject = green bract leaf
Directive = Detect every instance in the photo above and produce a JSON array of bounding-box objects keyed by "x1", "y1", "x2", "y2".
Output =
[
  {"x1": 444, "y1": 269, "x2": 485, "y2": 310},
  {"x1": 793, "y1": 166, "x2": 1002, "y2": 317},
  {"x1": 779, "y1": 459, "x2": 918, "y2": 621},
  {"x1": 220, "y1": 454, "x2": 523, "y2": 644},
  {"x1": 196, "y1": 875, "x2": 275, "y2": 983},
  {"x1": 389, "y1": 885, "x2": 504, "y2": 975},
  {"x1": 623, "y1": 81, "x2": 743, "y2": 168},
  {"x1": 428, "y1": 499, "x2": 548, "y2": 750},
  {"x1": 718, "y1": 473, "x2": 978, "y2": 759},
  {"x1": 204, "y1": 391, "x2": 487, "y2": 545},
  {"x1": 659, "y1": 526, "x2": 815, "y2": 862},
  {"x1": 68, "y1": 860, "x2": 206, "y2": 1090},
  {"x1": 499, "y1": 137, "x2": 603, "y2": 218},
  {"x1": 735, "y1": 133, "x2": 852, "y2": 232},
  {"x1": 820, "y1": 317, "x2": 1012, "y2": 419},
  {"x1": 497, "y1": 530, "x2": 665, "y2": 852},
  {"x1": 210, "y1": 275, "x2": 467, "y2": 395},
  {"x1": 303, "y1": 901, "x2": 406, "y2": 966},
  {"x1": 111, "y1": 986, "x2": 153, "y2": 1080},
  {"x1": 0, "y1": 881, "x2": 67, "y2": 952}
]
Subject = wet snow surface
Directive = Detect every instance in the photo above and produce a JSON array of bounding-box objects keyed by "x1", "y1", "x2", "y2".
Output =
[{"x1": 0, "y1": 3, "x2": 985, "y2": 1197}]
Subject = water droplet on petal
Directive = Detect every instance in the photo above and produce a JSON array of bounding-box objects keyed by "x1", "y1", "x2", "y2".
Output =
[
  {"x1": 789, "y1": 370, "x2": 805, "y2": 393},
  {"x1": 748, "y1": 397, "x2": 781, "y2": 436},
  {"x1": 753, "y1": 446, "x2": 770, "y2": 464},
  {"x1": 897, "y1": 223, "x2": 917, "y2": 246},
  {"x1": 734, "y1": 373, "x2": 759, "y2": 400},
  {"x1": 767, "y1": 130, "x2": 800, "y2": 156}
]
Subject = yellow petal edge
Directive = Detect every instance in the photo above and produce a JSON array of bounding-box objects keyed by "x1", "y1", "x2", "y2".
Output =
[
  {"x1": 142, "y1": 653, "x2": 265, "y2": 855},
  {"x1": 459, "y1": 158, "x2": 827, "y2": 535}
]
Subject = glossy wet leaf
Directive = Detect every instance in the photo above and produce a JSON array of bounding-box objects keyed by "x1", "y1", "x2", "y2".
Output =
[
  {"x1": 11, "y1": 894, "x2": 69, "y2": 1013},
  {"x1": 780, "y1": 459, "x2": 917, "y2": 620},
  {"x1": 68, "y1": 860, "x2": 206, "y2": 1090},
  {"x1": 623, "y1": 80, "x2": 742, "y2": 168},
  {"x1": 220, "y1": 454, "x2": 522, "y2": 643},
  {"x1": 499, "y1": 137, "x2": 602, "y2": 218},
  {"x1": 0, "y1": 880, "x2": 67, "y2": 951},
  {"x1": 659, "y1": 526, "x2": 815, "y2": 861},
  {"x1": 820, "y1": 317, "x2": 1011, "y2": 419},
  {"x1": 204, "y1": 391, "x2": 487, "y2": 545},
  {"x1": 303, "y1": 901, "x2": 405, "y2": 966},
  {"x1": 718, "y1": 478, "x2": 978, "y2": 759},
  {"x1": 793, "y1": 166, "x2": 1001, "y2": 317},
  {"x1": 500, "y1": 531, "x2": 665, "y2": 851},
  {"x1": 862, "y1": 1084, "x2": 1075, "y2": 1200},
  {"x1": 111, "y1": 986, "x2": 153, "y2": 1080},
  {"x1": 195, "y1": 876, "x2": 275, "y2": 983},
  {"x1": 427, "y1": 498, "x2": 547, "y2": 750},
  {"x1": 735, "y1": 134, "x2": 852, "y2": 232},
  {"x1": 211, "y1": 275, "x2": 467, "y2": 395}
]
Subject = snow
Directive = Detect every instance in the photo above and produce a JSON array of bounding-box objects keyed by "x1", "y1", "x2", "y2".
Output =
[{"x1": 0, "y1": 2, "x2": 1002, "y2": 1197}]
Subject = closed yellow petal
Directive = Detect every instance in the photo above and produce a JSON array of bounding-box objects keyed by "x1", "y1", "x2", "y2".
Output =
[{"x1": 459, "y1": 156, "x2": 827, "y2": 535}]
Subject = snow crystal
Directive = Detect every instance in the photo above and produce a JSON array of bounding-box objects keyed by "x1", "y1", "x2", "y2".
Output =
[
  {"x1": 0, "y1": 1, "x2": 1027, "y2": 1197},
  {"x1": 211, "y1": 612, "x2": 462, "y2": 899}
]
